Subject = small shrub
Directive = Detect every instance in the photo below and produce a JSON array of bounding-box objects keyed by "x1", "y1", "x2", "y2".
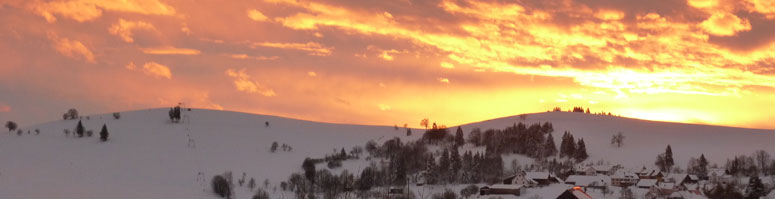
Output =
[
  {"x1": 460, "y1": 185, "x2": 478, "y2": 199},
  {"x1": 112, "y1": 112, "x2": 121, "y2": 119},
  {"x1": 248, "y1": 178, "x2": 256, "y2": 190},
  {"x1": 212, "y1": 175, "x2": 232, "y2": 198},
  {"x1": 17, "y1": 129, "x2": 22, "y2": 136},
  {"x1": 253, "y1": 188, "x2": 270, "y2": 199},
  {"x1": 86, "y1": 130, "x2": 93, "y2": 137},
  {"x1": 35, "y1": 129, "x2": 40, "y2": 135},
  {"x1": 432, "y1": 189, "x2": 457, "y2": 199}
]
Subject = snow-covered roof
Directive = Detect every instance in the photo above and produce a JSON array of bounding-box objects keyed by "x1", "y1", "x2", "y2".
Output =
[
  {"x1": 565, "y1": 175, "x2": 610, "y2": 186},
  {"x1": 708, "y1": 168, "x2": 726, "y2": 176},
  {"x1": 657, "y1": 182, "x2": 675, "y2": 189},
  {"x1": 668, "y1": 174, "x2": 689, "y2": 184},
  {"x1": 487, "y1": 184, "x2": 524, "y2": 189},
  {"x1": 591, "y1": 165, "x2": 614, "y2": 171},
  {"x1": 637, "y1": 179, "x2": 658, "y2": 187},
  {"x1": 566, "y1": 189, "x2": 594, "y2": 199},
  {"x1": 525, "y1": 172, "x2": 551, "y2": 179},
  {"x1": 612, "y1": 170, "x2": 639, "y2": 179}
]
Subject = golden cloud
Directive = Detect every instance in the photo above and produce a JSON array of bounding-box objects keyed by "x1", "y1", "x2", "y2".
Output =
[
  {"x1": 251, "y1": 42, "x2": 332, "y2": 56},
  {"x1": 440, "y1": 62, "x2": 455, "y2": 69},
  {"x1": 141, "y1": 46, "x2": 201, "y2": 55},
  {"x1": 378, "y1": 104, "x2": 391, "y2": 111},
  {"x1": 29, "y1": 0, "x2": 176, "y2": 23},
  {"x1": 307, "y1": 71, "x2": 317, "y2": 77},
  {"x1": 438, "y1": 77, "x2": 450, "y2": 84},
  {"x1": 126, "y1": 61, "x2": 172, "y2": 79},
  {"x1": 699, "y1": 12, "x2": 751, "y2": 36},
  {"x1": 247, "y1": 9, "x2": 269, "y2": 22},
  {"x1": 269, "y1": 0, "x2": 775, "y2": 97},
  {"x1": 109, "y1": 18, "x2": 156, "y2": 43},
  {"x1": 744, "y1": 0, "x2": 775, "y2": 19},
  {"x1": 225, "y1": 68, "x2": 276, "y2": 96},
  {"x1": 48, "y1": 33, "x2": 95, "y2": 63}
]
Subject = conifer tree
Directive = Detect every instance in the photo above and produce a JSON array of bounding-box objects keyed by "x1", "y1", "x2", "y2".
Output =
[
  {"x1": 665, "y1": 145, "x2": 675, "y2": 170},
  {"x1": 454, "y1": 127, "x2": 465, "y2": 146},
  {"x1": 544, "y1": 133, "x2": 557, "y2": 157},
  {"x1": 76, "y1": 120, "x2": 85, "y2": 137},
  {"x1": 574, "y1": 139, "x2": 588, "y2": 162},
  {"x1": 99, "y1": 124, "x2": 109, "y2": 141}
]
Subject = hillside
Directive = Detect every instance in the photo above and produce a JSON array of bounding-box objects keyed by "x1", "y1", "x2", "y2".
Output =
[{"x1": 0, "y1": 108, "x2": 773, "y2": 199}]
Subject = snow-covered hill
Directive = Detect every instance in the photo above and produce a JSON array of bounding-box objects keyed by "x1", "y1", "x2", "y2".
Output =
[{"x1": 0, "y1": 108, "x2": 773, "y2": 199}]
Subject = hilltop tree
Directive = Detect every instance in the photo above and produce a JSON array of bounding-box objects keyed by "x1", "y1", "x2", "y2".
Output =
[
  {"x1": 76, "y1": 120, "x2": 85, "y2": 137},
  {"x1": 5, "y1": 121, "x2": 17, "y2": 132},
  {"x1": 270, "y1": 142, "x2": 279, "y2": 152},
  {"x1": 112, "y1": 112, "x2": 121, "y2": 119},
  {"x1": 544, "y1": 133, "x2": 557, "y2": 157},
  {"x1": 63, "y1": 108, "x2": 79, "y2": 120},
  {"x1": 406, "y1": 128, "x2": 412, "y2": 136},
  {"x1": 99, "y1": 124, "x2": 109, "y2": 141},
  {"x1": 454, "y1": 127, "x2": 464, "y2": 146},
  {"x1": 467, "y1": 128, "x2": 482, "y2": 146},
  {"x1": 168, "y1": 106, "x2": 182, "y2": 122},
  {"x1": 420, "y1": 118, "x2": 429, "y2": 129},
  {"x1": 611, "y1": 132, "x2": 625, "y2": 148}
]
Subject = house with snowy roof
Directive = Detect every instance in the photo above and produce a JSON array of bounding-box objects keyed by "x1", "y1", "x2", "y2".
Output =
[
  {"x1": 564, "y1": 175, "x2": 611, "y2": 189},
  {"x1": 556, "y1": 187, "x2": 594, "y2": 199},
  {"x1": 502, "y1": 171, "x2": 538, "y2": 187},
  {"x1": 479, "y1": 184, "x2": 525, "y2": 196},
  {"x1": 611, "y1": 170, "x2": 640, "y2": 187}
]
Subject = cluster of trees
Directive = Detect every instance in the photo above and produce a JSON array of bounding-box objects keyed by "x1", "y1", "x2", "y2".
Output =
[
  {"x1": 5, "y1": 121, "x2": 17, "y2": 132},
  {"x1": 550, "y1": 106, "x2": 614, "y2": 116},
  {"x1": 168, "y1": 106, "x2": 182, "y2": 123},
  {"x1": 270, "y1": 141, "x2": 293, "y2": 153},
  {"x1": 62, "y1": 108, "x2": 79, "y2": 120},
  {"x1": 63, "y1": 120, "x2": 108, "y2": 141},
  {"x1": 686, "y1": 154, "x2": 710, "y2": 179},
  {"x1": 559, "y1": 131, "x2": 588, "y2": 162},
  {"x1": 467, "y1": 122, "x2": 561, "y2": 160},
  {"x1": 724, "y1": 150, "x2": 775, "y2": 176}
]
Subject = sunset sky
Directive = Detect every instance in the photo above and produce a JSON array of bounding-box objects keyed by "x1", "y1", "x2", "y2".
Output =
[{"x1": 1, "y1": 0, "x2": 774, "y2": 129}]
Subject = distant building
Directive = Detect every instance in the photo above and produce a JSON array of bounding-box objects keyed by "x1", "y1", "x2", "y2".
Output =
[
  {"x1": 611, "y1": 170, "x2": 640, "y2": 187},
  {"x1": 564, "y1": 175, "x2": 611, "y2": 189},
  {"x1": 479, "y1": 184, "x2": 525, "y2": 196},
  {"x1": 637, "y1": 179, "x2": 659, "y2": 189},
  {"x1": 503, "y1": 171, "x2": 538, "y2": 187}
]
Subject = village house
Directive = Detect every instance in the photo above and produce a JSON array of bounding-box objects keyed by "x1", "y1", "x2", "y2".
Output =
[
  {"x1": 638, "y1": 167, "x2": 665, "y2": 180},
  {"x1": 574, "y1": 165, "x2": 618, "y2": 176},
  {"x1": 556, "y1": 187, "x2": 593, "y2": 199},
  {"x1": 611, "y1": 170, "x2": 640, "y2": 187},
  {"x1": 637, "y1": 179, "x2": 659, "y2": 189},
  {"x1": 525, "y1": 172, "x2": 563, "y2": 186},
  {"x1": 564, "y1": 175, "x2": 611, "y2": 189},
  {"x1": 708, "y1": 168, "x2": 733, "y2": 184},
  {"x1": 479, "y1": 184, "x2": 525, "y2": 196},
  {"x1": 666, "y1": 174, "x2": 699, "y2": 186},
  {"x1": 666, "y1": 190, "x2": 708, "y2": 199},
  {"x1": 503, "y1": 171, "x2": 539, "y2": 187}
]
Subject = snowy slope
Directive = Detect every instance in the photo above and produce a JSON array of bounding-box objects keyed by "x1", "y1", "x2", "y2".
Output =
[
  {"x1": 0, "y1": 109, "x2": 773, "y2": 199},
  {"x1": 460, "y1": 112, "x2": 775, "y2": 168}
]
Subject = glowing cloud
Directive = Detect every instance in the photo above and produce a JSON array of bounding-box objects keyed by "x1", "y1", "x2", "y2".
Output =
[
  {"x1": 307, "y1": 71, "x2": 317, "y2": 77},
  {"x1": 227, "y1": 54, "x2": 278, "y2": 60},
  {"x1": 225, "y1": 68, "x2": 276, "y2": 96},
  {"x1": 247, "y1": 9, "x2": 269, "y2": 22},
  {"x1": 440, "y1": 62, "x2": 455, "y2": 69},
  {"x1": 141, "y1": 46, "x2": 201, "y2": 55},
  {"x1": 109, "y1": 18, "x2": 156, "y2": 43},
  {"x1": 251, "y1": 42, "x2": 332, "y2": 56},
  {"x1": 0, "y1": 103, "x2": 10, "y2": 112},
  {"x1": 126, "y1": 62, "x2": 172, "y2": 79},
  {"x1": 744, "y1": 0, "x2": 775, "y2": 19},
  {"x1": 30, "y1": 0, "x2": 176, "y2": 23},
  {"x1": 378, "y1": 104, "x2": 391, "y2": 111},
  {"x1": 48, "y1": 33, "x2": 95, "y2": 63},
  {"x1": 699, "y1": 12, "x2": 752, "y2": 36},
  {"x1": 438, "y1": 78, "x2": 450, "y2": 84}
]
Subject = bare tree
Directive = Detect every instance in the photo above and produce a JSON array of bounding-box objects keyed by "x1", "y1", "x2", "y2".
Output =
[
  {"x1": 420, "y1": 118, "x2": 429, "y2": 129},
  {"x1": 611, "y1": 132, "x2": 625, "y2": 148},
  {"x1": 754, "y1": 150, "x2": 770, "y2": 173}
]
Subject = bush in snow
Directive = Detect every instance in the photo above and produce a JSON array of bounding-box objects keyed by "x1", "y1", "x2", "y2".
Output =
[
  {"x1": 460, "y1": 185, "x2": 478, "y2": 199},
  {"x1": 248, "y1": 178, "x2": 256, "y2": 190},
  {"x1": 86, "y1": 130, "x2": 93, "y2": 137},
  {"x1": 64, "y1": 129, "x2": 70, "y2": 137},
  {"x1": 431, "y1": 189, "x2": 457, "y2": 199},
  {"x1": 327, "y1": 160, "x2": 342, "y2": 169},
  {"x1": 35, "y1": 129, "x2": 40, "y2": 135},
  {"x1": 211, "y1": 175, "x2": 232, "y2": 199},
  {"x1": 63, "y1": 108, "x2": 79, "y2": 120},
  {"x1": 17, "y1": 129, "x2": 22, "y2": 136},
  {"x1": 270, "y1": 141, "x2": 279, "y2": 153},
  {"x1": 112, "y1": 112, "x2": 121, "y2": 119},
  {"x1": 252, "y1": 188, "x2": 270, "y2": 199},
  {"x1": 5, "y1": 121, "x2": 17, "y2": 132}
]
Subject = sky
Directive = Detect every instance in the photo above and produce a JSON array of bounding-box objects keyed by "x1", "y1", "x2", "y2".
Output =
[{"x1": 0, "y1": 0, "x2": 774, "y2": 129}]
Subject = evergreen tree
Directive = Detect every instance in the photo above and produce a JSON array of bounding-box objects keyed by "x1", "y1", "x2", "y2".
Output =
[
  {"x1": 439, "y1": 149, "x2": 451, "y2": 182},
  {"x1": 560, "y1": 132, "x2": 576, "y2": 158},
  {"x1": 574, "y1": 139, "x2": 588, "y2": 162},
  {"x1": 665, "y1": 145, "x2": 675, "y2": 170},
  {"x1": 744, "y1": 176, "x2": 766, "y2": 199},
  {"x1": 99, "y1": 124, "x2": 109, "y2": 141},
  {"x1": 406, "y1": 128, "x2": 412, "y2": 136},
  {"x1": 76, "y1": 120, "x2": 85, "y2": 137},
  {"x1": 698, "y1": 154, "x2": 709, "y2": 179},
  {"x1": 454, "y1": 127, "x2": 465, "y2": 146},
  {"x1": 544, "y1": 133, "x2": 557, "y2": 157},
  {"x1": 5, "y1": 121, "x2": 17, "y2": 132},
  {"x1": 425, "y1": 154, "x2": 437, "y2": 184},
  {"x1": 451, "y1": 147, "x2": 462, "y2": 181}
]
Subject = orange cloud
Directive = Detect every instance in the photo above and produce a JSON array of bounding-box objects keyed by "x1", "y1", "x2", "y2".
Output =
[
  {"x1": 744, "y1": 0, "x2": 775, "y2": 19},
  {"x1": 438, "y1": 77, "x2": 450, "y2": 83},
  {"x1": 440, "y1": 62, "x2": 454, "y2": 69},
  {"x1": 699, "y1": 12, "x2": 751, "y2": 36},
  {"x1": 251, "y1": 42, "x2": 332, "y2": 56},
  {"x1": 225, "y1": 68, "x2": 276, "y2": 96},
  {"x1": 108, "y1": 18, "x2": 156, "y2": 43},
  {"x1": 141, "y1": 46, "x2": 201, "y2": 55},
  {"x1": 227, "y1": 54, "x2": 279, "y2": 60},
  {"x1": 126, "y1": 62, "x2": 172, "y2": 79},
  {"x1": 687, "y1": 0, "x2": 720, "y2": 9},
  {"x1": 247, "y1": 9, "x2": 269, "y2": 22},
  {"x1": 0, "y1": 103, "x2": 10, "y2": 112},
  {"x1": 48, "y1": 33, "x2": 95, "y2": 63},
  {"x1": 29, "y1": 0, "x2": 176, "y2": 23},
  {"x1": 307, "y1": 71, "x2": 317, "y2": 77}
]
